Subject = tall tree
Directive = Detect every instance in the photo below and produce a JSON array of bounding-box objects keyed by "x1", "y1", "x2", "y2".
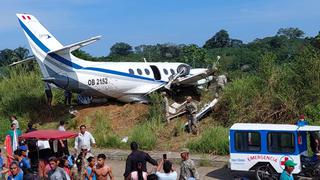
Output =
[
  {"x1": 203, "y1": 29, "x2": 231, "y2": 49},
  {"x1": 110, "y1": 42, "x2": 132, "y2": 56},
  {"x1": 277, "y1": 27, "x2": 305, "y2": 39}
]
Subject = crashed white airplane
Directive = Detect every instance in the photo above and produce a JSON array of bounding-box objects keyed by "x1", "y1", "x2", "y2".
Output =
[{"x1": 16, "y1": 13, "x2": 213, "y2": 102}]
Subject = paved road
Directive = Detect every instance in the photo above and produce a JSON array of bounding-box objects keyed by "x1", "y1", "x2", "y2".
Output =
[{"x1": 105, "y1": 159, "x2": 255, "y2": 180}]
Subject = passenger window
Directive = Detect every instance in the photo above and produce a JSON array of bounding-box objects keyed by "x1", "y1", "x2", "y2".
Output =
[
  {"x1": 163, "y1": 69, "x2": 168, "y2": 75},
  {"x1": 145, "y1": 69, "x2": 150, "y2": 75},
  {"x1": 268, "y1": 132, "x2": 295, "y2": 153},
  {"x1": 235, "y1": 131, "x2": 261, "y2": 152},
  {"x1": 137, "y1": 69, "x2": 142, "y2": 75},
  {"x1": 170, "y1": 69, "x2": 175, "y2": 75},
  {"x1": 129, "y1": 69, "x2": 134, "y2": 75}
]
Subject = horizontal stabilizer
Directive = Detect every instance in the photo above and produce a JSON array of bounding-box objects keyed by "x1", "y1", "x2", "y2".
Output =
[
  {"x1": 9, "y1": 56, "x2": 35, "y2": 66},
  {"x1": 48, "y1": 35, "x2": 101, "y2": 55}
]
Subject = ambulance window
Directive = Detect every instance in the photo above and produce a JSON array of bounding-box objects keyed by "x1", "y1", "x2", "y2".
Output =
[
  {"x1": 137, "y1": 69, "x2": 142, "y2": 75},
  {"x1": 145, "y1": 69, "x2": 150, "y2": 75},
  {"x1": 129, "y1": 69, "x2": 134, "y2": 75},
  {"x1": 163, "y1": 69, "x2": 168, "y2": 75},
  {"x1": 267, "y1": 132, "x2": 295, "y2": 153},
  {"x1": 235, "y1": 131, "x2": 261, "y2": 152}
]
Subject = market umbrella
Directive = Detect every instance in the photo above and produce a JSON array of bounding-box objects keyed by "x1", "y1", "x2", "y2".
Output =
[{"x1": 20, "y1": 130, "x2": 78, "y2": 140}]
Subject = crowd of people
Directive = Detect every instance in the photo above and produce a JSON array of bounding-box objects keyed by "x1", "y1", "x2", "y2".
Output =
[{"x1": 0, "y1": 116, "x2": 200, "y2": 180}]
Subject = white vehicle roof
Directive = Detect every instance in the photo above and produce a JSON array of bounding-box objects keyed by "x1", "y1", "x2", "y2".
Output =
[{"x1": 230, "y1": 123, "x2": 320, "y2": 132}]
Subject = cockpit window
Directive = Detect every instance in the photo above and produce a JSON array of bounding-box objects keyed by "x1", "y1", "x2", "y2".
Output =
[{"x1": 129, "y1": 69, "x2": 134, "y2": 75}]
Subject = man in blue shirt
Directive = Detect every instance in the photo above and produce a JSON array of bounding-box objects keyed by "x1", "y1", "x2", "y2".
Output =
[
  {"x1": 14, "y1": 149, "x2": 31, "y2": 173},
  {"x1": 280, "y1": 160, "x2": 296, "y2": 180}
]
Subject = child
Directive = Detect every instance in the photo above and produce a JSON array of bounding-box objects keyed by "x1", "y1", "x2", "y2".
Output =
[{"x1": 85, "y1": 157, "x2": 96, "y2": 180}]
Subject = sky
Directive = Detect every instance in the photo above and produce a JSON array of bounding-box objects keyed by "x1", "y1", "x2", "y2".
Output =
[{"x1": 1, "y1": 0, "x2": 320, "y2": 56}]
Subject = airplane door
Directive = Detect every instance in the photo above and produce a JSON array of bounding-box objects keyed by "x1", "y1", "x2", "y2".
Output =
[{"x1": 150, "y1": 65, "x2": 161, "y2": 80}]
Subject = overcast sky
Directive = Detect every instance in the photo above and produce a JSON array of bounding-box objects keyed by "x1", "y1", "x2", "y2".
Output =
[{"x1": 1, "y1": 0, "x2": 320, "y2": 56}]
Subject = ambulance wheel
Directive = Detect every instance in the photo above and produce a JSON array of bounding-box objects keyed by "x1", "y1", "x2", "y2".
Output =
[{"x1": 255, "y1": 164, "x2": 278, "y2": 180}]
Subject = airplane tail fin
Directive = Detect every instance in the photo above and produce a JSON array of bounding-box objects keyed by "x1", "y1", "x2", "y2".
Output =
[{"x1": 16, "y1": 13, "x2": 64, "y2": 54}]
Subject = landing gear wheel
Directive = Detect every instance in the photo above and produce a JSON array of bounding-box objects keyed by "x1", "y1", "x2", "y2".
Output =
[{"x1": 255, "y1": 165, "x2": 278, "y2": 180}]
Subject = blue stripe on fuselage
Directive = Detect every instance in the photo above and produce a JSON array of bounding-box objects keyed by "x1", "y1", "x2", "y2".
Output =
[{"x1": 18, "y1": 18, "x2": 164, "y2": 83}]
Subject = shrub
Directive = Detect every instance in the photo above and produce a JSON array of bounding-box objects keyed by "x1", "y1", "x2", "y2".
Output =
[
  {"x1": 91, "y1": 111, "x2": 122, "y2": 148},
  {"x1": 187, "y1": 126, "x2": 229, "y2": 155},
  {"x1": 130, "y1": 123, "x2": 157, "y2": 150}
]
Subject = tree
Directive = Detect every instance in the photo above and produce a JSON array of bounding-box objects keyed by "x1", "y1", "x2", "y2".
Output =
[
  {"x1": 72, "y1": 49, "x2": 96, "y2": 61},
  {"x1": 230, "y1": 39, "x2": 243, "y2": 48},
  {"x1": 181, "y1": 44, "x2": 207, "y2": 67},
  {"x1": 13, "y1": 47, "x2": 29, "y2": 61},
  {"x1": 310, "y1": 31, "x2": 320, "y2": 49},
  {"x1": 277, "y1": 27, "x2": 305, "y2": 39},
  {"x1": 203, "y1": 29, "x2": 231, "y2": 49},
  {"x1": 110, "y1": 42, "x2": 132, "y2": 56},
  {"x1": 0, "y1": 49, "x2": 14, "y2": 66},
  {"x1": 159, "y1": 44, "x2": 181, "y2": 59}
]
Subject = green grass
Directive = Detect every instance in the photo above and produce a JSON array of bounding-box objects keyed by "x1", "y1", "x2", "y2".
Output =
[
  {"x1": 187, "y1": 126, "x2": 229, "y2": 155},
  {"x1": 129, "y1": 93, "x2": 165, "y2": 150},
  {"x1": 90, "y1": 111, "x2": 123, "y2": 148}
]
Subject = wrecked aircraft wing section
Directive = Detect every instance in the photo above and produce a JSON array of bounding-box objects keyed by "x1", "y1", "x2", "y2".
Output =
[
  {"x1": 166, "y1": 98, "x2": 218, "y2": 122},
  {"x1": 195, "y1": 98, "x2": 218, "y2": 121}
]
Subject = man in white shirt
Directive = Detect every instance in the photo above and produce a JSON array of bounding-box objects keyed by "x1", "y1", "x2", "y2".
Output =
[
  {"x1": 74, "y1": 125, "x2": 96, "y2": 154},
  {"x1": 156, "y1": 159, "x2": 177, "y2": 180}
]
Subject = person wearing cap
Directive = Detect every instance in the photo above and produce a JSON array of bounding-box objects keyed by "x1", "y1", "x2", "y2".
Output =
[
  {"x1": 161, "y1": 91, "x2": 170, "y2": 121},
  {"x1": 74, "y1": 125, "x2": 96, "y2": 154},
  {"x1": 13, "y1": 149, "x2": 31, "y2": 174},
  {"x1": 185, "y1": 96, "x2": 198, "y2": 134},
  {"x1": 296, "y1": 114, "x2": 308, "y2": 126},
  {"x1": 280, "y1": 160, "x2": 296, "y2": 180},
  {"x1": 179, "y1": 148, "x2": 199, "y2": 180}
]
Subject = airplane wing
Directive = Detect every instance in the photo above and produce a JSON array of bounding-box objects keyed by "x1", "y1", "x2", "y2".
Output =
[
  {"x1": 9, "y1": 56, "x2": 35, "y2": 66},
  {"x1": 167, "y1": 68, "x2": 213, "y2": 88},
  {"x1": 48, "y1": 35, "x2": 101, "y2": 55}
]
